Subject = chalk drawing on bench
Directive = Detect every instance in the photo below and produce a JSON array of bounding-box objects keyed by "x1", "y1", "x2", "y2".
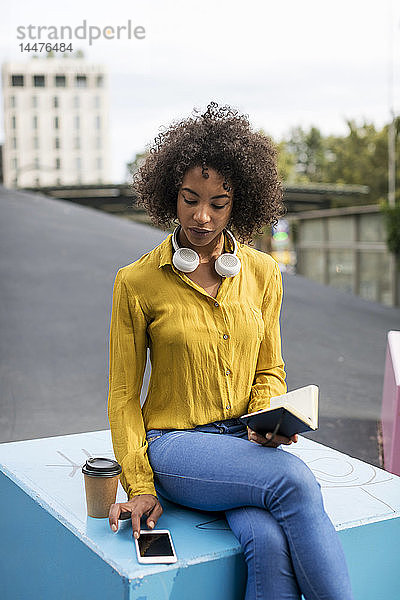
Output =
[
  {"x1": 45, "y1": 448, "x2": 115, "y2": 478},
  {"x1": 286, "y1": 447, "x2": 397, "y2": 516}
]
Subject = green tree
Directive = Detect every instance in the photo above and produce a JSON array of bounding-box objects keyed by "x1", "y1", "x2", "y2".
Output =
[
  {"x1": 279, "y1": 118, "x2": 400, "y2": 205},
  {"x1": 284, "y1": 126, "x2": 327, "y2": 183},
  {"x1": 276, "y1": 140, "x2": 297, "y2": 183},
  {"x1": 323, "y1": 121, "x2": 387, "y2": 202},
  {"x1": 126, "y1": 151, "x2": 148, "y2": 182}
]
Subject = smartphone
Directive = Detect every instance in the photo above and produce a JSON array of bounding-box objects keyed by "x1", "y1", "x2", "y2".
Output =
[{"x1": 134, "y1": 529, "x2": 178, "y2": 564}]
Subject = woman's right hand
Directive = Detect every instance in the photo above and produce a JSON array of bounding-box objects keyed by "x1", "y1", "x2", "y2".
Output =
[
  {"x1": 247, "y1": 426, "x2": 298, "y2": 448},
  {"x1": 109, "y1": 494, "x2": 163, "y2": 539}
]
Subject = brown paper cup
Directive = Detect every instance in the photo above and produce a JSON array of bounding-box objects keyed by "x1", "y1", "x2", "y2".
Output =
[
  {"x1": 82, "y1": 458, "x2": 122, "y2": 518},
  {"x1": 83, "y1": 473, "x2": 119, "y2": 518}
]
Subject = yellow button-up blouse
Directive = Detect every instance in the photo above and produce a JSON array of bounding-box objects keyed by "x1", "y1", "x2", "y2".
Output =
[{"x1": 107, "y1": 232, "x2": 287, "y2": 500}]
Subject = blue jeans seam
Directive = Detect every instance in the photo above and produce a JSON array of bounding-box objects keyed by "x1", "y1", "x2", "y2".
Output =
[
  {"x1": 241, "y1": 505, "x2": 261, "y2": 600},
  {"x1": 270, "y1": 493, "x2": 322, "y2": 600},
  {"x1": 152, "y1": 470, "x2": 272, "y2": 490}
]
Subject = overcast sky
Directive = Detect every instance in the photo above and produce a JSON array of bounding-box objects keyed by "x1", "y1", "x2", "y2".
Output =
[{"x1": 1, "y1": 0, "x2": 400, "y2": 182}]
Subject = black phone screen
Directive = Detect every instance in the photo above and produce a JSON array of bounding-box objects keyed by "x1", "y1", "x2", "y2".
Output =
[{"x1": 137, "y1": 532, "x2": 174, "y2": 557}]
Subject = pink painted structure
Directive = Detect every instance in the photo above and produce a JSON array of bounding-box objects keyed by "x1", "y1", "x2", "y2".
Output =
[{"x1": 381, "y1": 330, "x2": 400, "y2": 476}]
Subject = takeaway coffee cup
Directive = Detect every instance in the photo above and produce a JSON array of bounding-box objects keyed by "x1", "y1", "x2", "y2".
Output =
[{"x1": 82, "y1": 457, "x2": 122, "y2": 518}]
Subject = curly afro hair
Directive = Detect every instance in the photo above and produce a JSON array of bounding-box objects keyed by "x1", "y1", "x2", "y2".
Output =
[{"x1": 132, "y1": 101, "x2": 286, "y2": 243}]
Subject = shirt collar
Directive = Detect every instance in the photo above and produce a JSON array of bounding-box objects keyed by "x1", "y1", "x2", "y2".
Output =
[
  {"x1": 158, "y1": 233, "x2": 174, "y2": 268},
  {"x1": 158, "y1": 230, "x2": 239, "y2": 269}
]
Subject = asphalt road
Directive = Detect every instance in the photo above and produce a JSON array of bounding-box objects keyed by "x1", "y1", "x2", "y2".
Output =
[{"x1": 1, "y1": 185, "x2": 399, "y2": 467}]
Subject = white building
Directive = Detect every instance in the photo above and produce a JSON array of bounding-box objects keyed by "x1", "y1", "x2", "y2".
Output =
[{"x1": 2, "y1": 58, "x2": 111, "y2": 188}]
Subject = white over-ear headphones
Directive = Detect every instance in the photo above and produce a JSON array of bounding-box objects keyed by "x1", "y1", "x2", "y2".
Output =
[{"x1": 172, "y1": 225, "x2": 241, "y2": 278}]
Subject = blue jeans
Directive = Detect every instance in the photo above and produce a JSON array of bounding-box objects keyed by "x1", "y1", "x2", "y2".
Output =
[{"x1": 146, "y1": 417, "x2": 353, "y2": 600}]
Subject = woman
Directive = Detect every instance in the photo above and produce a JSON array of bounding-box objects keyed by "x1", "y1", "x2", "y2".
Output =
[{"x1": 107, "y1": 102, "x2": 353, "y2": 600}]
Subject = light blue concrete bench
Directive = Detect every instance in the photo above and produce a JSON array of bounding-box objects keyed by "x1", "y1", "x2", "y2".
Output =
[{"x1": 1, "y1": 430, "x2": 399, "y2": 600}]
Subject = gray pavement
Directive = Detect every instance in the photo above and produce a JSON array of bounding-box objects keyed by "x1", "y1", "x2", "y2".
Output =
[{"x1": 1, "y1": 185, "x2": 399, "y2": 467}]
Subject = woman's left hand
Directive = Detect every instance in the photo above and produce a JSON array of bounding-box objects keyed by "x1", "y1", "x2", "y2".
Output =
[{"x1": 247, "y1": 427, "x2": 298, "y2": 448}]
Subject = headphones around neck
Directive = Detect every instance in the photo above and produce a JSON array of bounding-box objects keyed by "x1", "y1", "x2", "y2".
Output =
[{"x1": 171, "y1": 225, "x2": 241, "y2": 278}]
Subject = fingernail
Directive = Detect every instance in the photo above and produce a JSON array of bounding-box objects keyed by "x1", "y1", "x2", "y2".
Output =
[
  {"x1": 265, "y1": 433, "x2": 271, "y2": 440},
  {"x1": 149, "y1": 521, "x2": 155, "y2": 529},
  {"x1": 112, "y1": 524, "x2": 117, "y2": 532},
  {"x1": 134, "y1": 531, "x2": 139, "y2": 539}
]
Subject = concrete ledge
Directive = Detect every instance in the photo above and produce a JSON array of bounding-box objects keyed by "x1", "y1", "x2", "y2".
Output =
[{"x1": 0, "y1": 430, "x2": 399, "y2": 599}]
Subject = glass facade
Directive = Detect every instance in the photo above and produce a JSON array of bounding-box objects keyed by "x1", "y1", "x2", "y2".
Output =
[
  {"x1": 327, "y1": 250, "x2": 354, "y2": 293},
  {"x1": 300, "y1": 219, "x2": 324, "y2": 243},
  {"x1": 359, "y1": 252, "x2": 392, "y2": 305},
  {"x1": 295, "y1": 211, "x2": 396, "y2": 306},
  {"x1": 359, "y1": 213, "x2": 386, "y2": 243},
  {"x1": 300, "y1": 249, "x2": 325, "y2": 284},
  {"x1": 327, "y1": 216, "x2": 355, "y2": 242}
]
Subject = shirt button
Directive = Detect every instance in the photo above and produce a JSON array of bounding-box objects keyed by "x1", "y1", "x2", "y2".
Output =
[
  {"x1": 223, "y1": 334, "x2": 229, "y2": 340},
  {"x1": 214, "y1": 301, "x2": 219, "y2": 307},
  {"x1": 225, "y1": 369, "x2": 231, "y2": 375}
]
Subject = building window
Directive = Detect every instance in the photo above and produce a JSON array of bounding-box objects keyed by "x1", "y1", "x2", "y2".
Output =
[
  {"x1": 359, "y1": 213, "x2": 386, "y2": 243},
  {"x1": 76, "y1": 157, "x2": 82, "y2": 170},
  {"x1": 327, "y1": 216, "x2": 354, "y2": 243},
  {"x1": 95, "y1": 136, "x2": 102, "y2": 149},
  {"x1": 34, "y1": 157, "x2": 40, "y2": 169},
  {"x1": 11, "y1": 74, "x2": 24, "y2": 87},
  {"x1": 55, "y1": 75, "x2": 66, "y2": 87},
  {"x1": 359, "y1": 251, "x2": 391, "y2": 305},
  {"x1": 74, "y1": 115, "x2": 80, "y2": 129},
  {"x1": 33, "y1": 115, "x2": 38, "y2": 130},
  {"x1": 11, "y1": 137, "x2": 17, "y2": 149},
  {"x1": 11, "y1": 115, "x2": 16, "y2": 129},
  {"x1": 9, "y1": 96, "x2": 16, "y2": 108},
  {"x1": 96, "y1": 75, "x2": 104, "y2": 87},
  {"x1": 34, "y1": 177, "x2": 40, "y2": 187},
  {"x1": 32, "y1": 96, "x2": 38, "y2": 108},
  {"x1": 33, "y1": 75, "x2": 45, "y2": 87},
  {"x1": 54, "y1": 137, "x2": 60, "y2": 149},
  {"x1": 76, "y1": 75, "x2": 87, "y2": 88},
  {"x1": 299, "y1": 219, "x2": 324, "y2": 243},
  {"x1": 11, "y1": 158, "x2": 18, "y2": 170},
  {"x1": 55, "y1": 158, "x2": 61, "y2": 170},
  {"x1": 96, "y1": 157, "x2": 103, "y2": 170},
  {"x1": 33, "y1": 137, "x2": 39, "y2": 149},
  {"x1": 95, "y1": 115, "x2": 101, "y2": 129},
  {"x1": 74, "y1": 137, "x2": 80, "y2": 150},
  {"x1": 94, "y1": 95, "x2": 100, "y2": 108},
  {"x1": 54, "y1": 116, "x2": 59, "y2": 129},
  {"x1": 53, "y1": 96, "x2": 59, "y2": 108},
  {"x1": 56, "y1": 178, "x2": 62, "y2": 186},
  {"x1": 299, "y1": 249, "x2": 325, "y2": 285},
  {"x1": 73, "y1": 96, "x2": 80, "y2": 108}
]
